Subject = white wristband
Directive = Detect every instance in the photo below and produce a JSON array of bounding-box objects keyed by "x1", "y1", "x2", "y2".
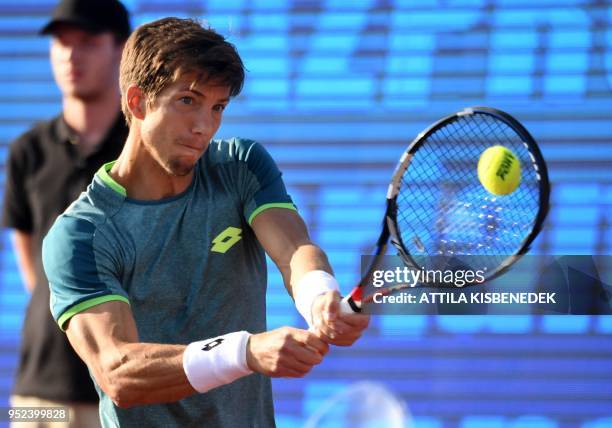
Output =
[
  {"x1": 294, "y1": 270, "x2": 340, "y2": 328},
  {"x1": 183, "y1": 331, "x2": 253, "y2": 393}
]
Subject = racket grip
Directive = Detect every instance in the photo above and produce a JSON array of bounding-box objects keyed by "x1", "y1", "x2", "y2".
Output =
[
  {"x1": 340, "y1": 296, "x2": 360, "y2": 313},
  {"x1": 341, "y1": 286, "x2": 363, "y2": 313}
]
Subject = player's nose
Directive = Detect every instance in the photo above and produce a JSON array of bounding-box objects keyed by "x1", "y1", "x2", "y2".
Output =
[{"x1": 192, "y1": 112, "x2": 216, "y2": 137}]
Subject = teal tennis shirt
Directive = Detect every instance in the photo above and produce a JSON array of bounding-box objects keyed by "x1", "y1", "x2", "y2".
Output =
[{"x1": 43, "y1": 138, "x2": 296, "y2": 427}]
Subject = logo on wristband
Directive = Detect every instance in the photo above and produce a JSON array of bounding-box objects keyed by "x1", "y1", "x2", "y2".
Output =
[{"x1": 201, "y1": 338, "x2": 224, "y2": 351}]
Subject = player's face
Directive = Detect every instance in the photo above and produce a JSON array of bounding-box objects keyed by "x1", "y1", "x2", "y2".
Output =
[
  {"x1": 50, "y1": 25, "x2": 123, "y2": 100},
  {"x1": 139, "y1": 75, "x2": 230, "y2": 177}
]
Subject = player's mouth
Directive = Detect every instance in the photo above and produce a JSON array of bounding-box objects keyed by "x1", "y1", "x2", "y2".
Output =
[{"x1": 178, "y1": 142, "x2": 206, "y2": 156}]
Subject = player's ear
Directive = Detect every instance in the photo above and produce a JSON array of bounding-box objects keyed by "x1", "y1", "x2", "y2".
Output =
[{"x1": 126, "y1": 85, "x2": 146, "y2": 121}]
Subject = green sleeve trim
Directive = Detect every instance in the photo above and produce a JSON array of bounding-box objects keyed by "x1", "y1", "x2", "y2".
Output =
[
  {"x1": 248, "y1": 202, "x2": 297, "y2": 225},
  {"x1": 58, "y1": 294, "x2": 130, "y2": 331},
  {"x1": 97, "y1": 161, "x2": 126, "y2": 197}
]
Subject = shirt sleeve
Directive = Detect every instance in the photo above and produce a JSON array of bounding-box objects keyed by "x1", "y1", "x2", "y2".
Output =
[
  {"x1": 43, "y1": 215, "x2": 130, "y2": 330},
  {"x1": 2, "y1": 136, "x2": 34, "y2": 231},
  {"x1": 238, "y1": 141, "x2": 296, "y2": 225}
]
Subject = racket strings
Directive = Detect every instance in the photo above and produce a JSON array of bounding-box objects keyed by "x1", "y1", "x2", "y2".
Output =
[{"x1": 395, "y1": 113, "x2": 541, "y2": 272}]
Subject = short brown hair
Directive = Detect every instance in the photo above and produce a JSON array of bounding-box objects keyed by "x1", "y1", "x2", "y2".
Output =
[{"x1": 119, "y1": 17, "x2": 245, "y2": 125}]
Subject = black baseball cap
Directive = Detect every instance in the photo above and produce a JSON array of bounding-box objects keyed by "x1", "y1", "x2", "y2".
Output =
[{"x1": 40, "y1": 0, "x2": 131, "y2": 40}]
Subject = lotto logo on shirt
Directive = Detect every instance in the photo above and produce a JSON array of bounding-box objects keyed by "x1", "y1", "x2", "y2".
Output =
[{"x1": 211, "y1": 227, "x2": 242, "y2": 253}]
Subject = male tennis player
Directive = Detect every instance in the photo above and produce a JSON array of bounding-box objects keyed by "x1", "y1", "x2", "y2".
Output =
[{"x1": 43, "y1": 17, "x2": 369, "y2": 427}]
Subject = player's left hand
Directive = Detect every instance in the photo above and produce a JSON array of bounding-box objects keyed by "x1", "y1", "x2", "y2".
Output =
[{"x1": 311, "y1": 290, "x2": 370, "y2": 346}]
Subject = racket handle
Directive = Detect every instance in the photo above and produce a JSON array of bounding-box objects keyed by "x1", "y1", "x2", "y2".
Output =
[
  {"x1": 340, "y1": 295, "x2": 361, "y2": 313},
  {"x1": 339, "y1": 297, "x2": 353, "y2": 314},
  {"x1": 341, "y1": 286, "x2": 363, "y2": 313}
]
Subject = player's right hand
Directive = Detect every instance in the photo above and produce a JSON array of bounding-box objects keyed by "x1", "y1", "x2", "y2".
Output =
[{"x1": 246, "y1": 326, "x2": 329, "y2": 378}]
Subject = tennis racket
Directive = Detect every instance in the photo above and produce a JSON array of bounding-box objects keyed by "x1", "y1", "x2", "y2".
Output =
[{"x1": 340, "y1": 106, "x2": 550, "y2": 313}]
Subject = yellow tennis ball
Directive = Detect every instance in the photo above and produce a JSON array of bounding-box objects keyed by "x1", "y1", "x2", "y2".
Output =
[{"x1": 477, "y1": 146, "x2": 521, "y2": 196}]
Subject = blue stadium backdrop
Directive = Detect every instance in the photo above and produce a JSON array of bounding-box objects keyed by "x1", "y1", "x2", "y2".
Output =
[{"x1": 0, "y1": 1, "x2": 611, "y2": 427}]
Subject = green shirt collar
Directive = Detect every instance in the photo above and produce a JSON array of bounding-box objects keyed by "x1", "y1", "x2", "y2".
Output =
[{"x1": 96, "y1": 161, "x2": 127, "y2": 197}]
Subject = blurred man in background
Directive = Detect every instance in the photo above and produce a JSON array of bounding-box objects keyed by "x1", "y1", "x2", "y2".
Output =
[{"x1": 2, "y1": 0, "x2": 130, "y2": 425}]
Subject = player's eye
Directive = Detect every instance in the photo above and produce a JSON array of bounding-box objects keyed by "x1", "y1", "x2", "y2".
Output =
[
  {"x1": 180, "y1": 96, "x2": 194, "y2": 105},
  {"x1": 213, "y1": 104, "x2": 226, "y2": 112}
]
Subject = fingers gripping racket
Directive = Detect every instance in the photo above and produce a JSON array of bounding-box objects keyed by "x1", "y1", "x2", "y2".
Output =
[{"x1": 340, "y1": 107, "x2": 550, "y2": 313}]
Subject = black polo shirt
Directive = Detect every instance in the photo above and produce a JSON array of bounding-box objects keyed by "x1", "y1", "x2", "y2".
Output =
[{"x1": 3, "y1": 112, "x2": 127, "y2": 402}]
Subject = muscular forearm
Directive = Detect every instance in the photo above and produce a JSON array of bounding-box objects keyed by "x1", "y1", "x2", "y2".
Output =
[
  {"x1": 67, "y1": 302, "x2": 197, "y2": 408},
  {"x1": 286, "y1": 244, "x2": 333, "y2": 298},
  {"x1": 250, "y1": 208, "x2": 333, "y2": 298},
  {"x1": 97, "y1": 342, "x2": 195, "y2": 408}
]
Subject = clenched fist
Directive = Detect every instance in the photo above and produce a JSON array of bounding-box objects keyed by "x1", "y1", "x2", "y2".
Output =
[{"x1": 246, "y1": 326, "x2": 329, "y2": 377}]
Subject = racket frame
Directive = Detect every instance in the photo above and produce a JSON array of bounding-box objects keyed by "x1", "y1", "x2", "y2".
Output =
[{"x1": 344, "y1": 107, "x2": 551, "y2": 313}]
